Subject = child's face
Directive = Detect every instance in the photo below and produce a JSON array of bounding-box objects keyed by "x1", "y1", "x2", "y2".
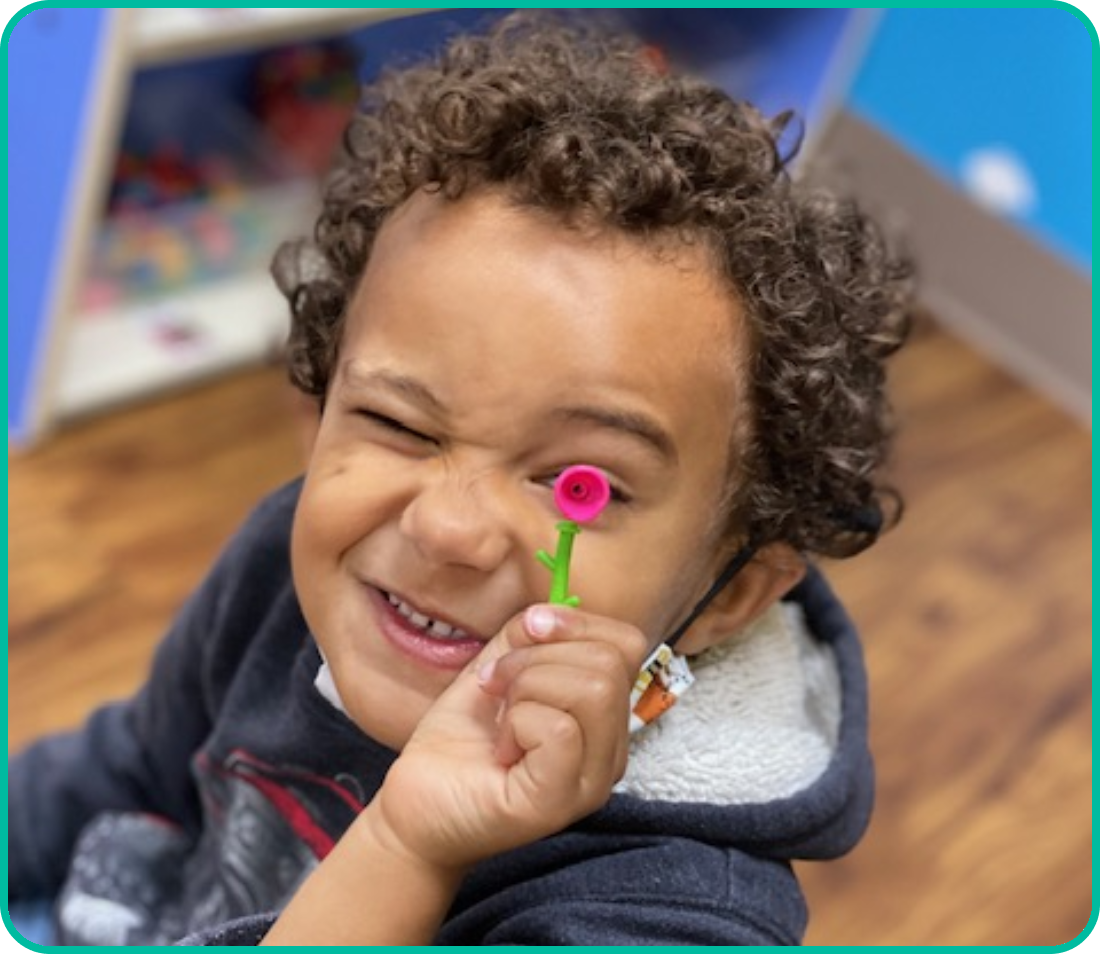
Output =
[{"x1": 292, "y1": 190, "x2": 750, "y2": 749}]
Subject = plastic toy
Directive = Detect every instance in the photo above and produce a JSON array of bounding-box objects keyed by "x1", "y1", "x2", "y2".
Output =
[
  {"x1": 536, "y1": 465, "x2": 611, "y2": 607},
  {"x1": 533, "y1": 464, "x2": 698, "y2": 731}
]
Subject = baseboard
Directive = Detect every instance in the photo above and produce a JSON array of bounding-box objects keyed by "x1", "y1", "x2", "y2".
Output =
[{"x1": 807, "y1": 109, "x2": 1091, "y2": 427}]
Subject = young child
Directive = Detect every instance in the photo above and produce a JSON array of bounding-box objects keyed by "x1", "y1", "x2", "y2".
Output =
[{"x1": 8, "y1": 14, "x2": 912, "y2": 946}]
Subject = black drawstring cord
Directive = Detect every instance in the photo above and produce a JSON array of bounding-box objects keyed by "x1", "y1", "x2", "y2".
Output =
[{"x1": 664, "y1": 542, "x2": 757, "y2": 649}]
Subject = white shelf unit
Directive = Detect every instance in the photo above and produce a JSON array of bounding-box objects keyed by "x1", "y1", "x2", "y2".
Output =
[
  {"x1": 43, "y1": 8, "x2": 424, "y2": 434},
  {"x1": 55, "y1": 272, "x2": 290, "y2": 418},
  {"x1": 16, "y1": 9, "x2": 868, "y2": 443},
  {"x1": 132, "y1": 8, "x2": 420, "y2": 66}
]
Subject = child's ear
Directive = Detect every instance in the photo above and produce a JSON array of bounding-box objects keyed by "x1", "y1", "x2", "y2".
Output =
[{"x1": 673, "y1": 543, "x2": 807, "y2": 656}]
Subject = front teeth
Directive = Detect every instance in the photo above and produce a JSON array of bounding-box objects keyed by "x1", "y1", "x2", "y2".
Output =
[{"x1": 386, "y1": 592, "x2": 470, "y2": 640}]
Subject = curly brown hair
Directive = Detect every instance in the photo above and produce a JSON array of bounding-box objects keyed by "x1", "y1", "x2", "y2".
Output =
[{"x1": 272, "y1": 13, "x2": 914, "y2": 560}]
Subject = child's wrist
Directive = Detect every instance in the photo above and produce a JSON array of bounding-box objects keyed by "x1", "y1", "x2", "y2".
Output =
[
  {"x1": 263, "y1": 795, "x2": 468, "y2": 945},
  {"x1": 353, "y1": 796, "x2": 471, "y2": 891}
]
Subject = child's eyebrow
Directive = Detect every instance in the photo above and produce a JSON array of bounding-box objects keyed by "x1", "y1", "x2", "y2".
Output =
[
  {"x1": 339, "y1": 363, "x2": 446, "y2": 415},
  {"x1": 339, "y1": 361, "x2": 676, "y2": 464},
  {"x1": 551, "y1": 406, "x2": 678, "y2": 465}
]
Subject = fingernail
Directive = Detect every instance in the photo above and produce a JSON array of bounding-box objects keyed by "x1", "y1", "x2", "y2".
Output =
[
  {"x1": 525, "y1": 605, "x2": 557, "y2": 638},
  {"x1": 477, "y1": 659, "x2": 496, "y2": 685}
]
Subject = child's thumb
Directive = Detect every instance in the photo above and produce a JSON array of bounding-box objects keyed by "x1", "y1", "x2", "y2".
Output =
[{"x1": 465, "y1": 604, "x2": 556, "y2": 680}]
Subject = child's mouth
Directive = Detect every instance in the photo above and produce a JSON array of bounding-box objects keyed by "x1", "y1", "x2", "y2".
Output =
[
  {"x1": 371, "y1": 586, "x2": 487, "y2": 671},
  {"x1": 383, "y1": 591, "x2": 474, "y2": 641}
]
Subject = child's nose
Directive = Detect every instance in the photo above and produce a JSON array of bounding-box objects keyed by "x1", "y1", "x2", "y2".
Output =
[{"x1": 399, "y1": 472, "x2": 514, "y2": 573}]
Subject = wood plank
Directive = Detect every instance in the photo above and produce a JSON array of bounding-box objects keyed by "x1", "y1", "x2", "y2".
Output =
[
  {"x1": 8, "y1": 367, "x2": 306, "y2": 743},
  {"x1": 797, "y1": 323, "x2": 1092, "y2": 946}
]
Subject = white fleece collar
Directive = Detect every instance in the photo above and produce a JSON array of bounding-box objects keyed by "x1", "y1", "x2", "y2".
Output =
[
  {"x1": 314, "y1": 601, "x2": 842, "y2": 807},
  {"x1": 616, "y1": 601, "x2": 842, "y2": 806}
]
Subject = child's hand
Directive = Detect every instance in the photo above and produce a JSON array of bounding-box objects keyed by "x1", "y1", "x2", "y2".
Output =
[
  {"x1": 365, "y1": 606, "x2": 650, "y2": 872},
  {"x1": 265, "y1": 610, "x2": 648, "y2": 945}
]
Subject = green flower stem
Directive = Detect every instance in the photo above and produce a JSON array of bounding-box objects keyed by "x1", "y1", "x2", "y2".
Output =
[{"x1": 535, "y1": 520, "x2": 582, "y2": 607}]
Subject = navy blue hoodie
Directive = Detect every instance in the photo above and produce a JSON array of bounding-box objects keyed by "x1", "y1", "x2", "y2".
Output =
[{"x1": 8, "y1": 479, "x2": 873, "y2": 945}]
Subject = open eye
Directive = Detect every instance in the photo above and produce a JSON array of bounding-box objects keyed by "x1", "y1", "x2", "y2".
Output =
[{"x1": 603, "y1": 481, "x2": 631, "y2": 505}]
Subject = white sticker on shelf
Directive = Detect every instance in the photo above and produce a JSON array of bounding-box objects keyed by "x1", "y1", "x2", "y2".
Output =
[{"x1": 960, "y1": 145, "x2": 1038, "y2": 220}]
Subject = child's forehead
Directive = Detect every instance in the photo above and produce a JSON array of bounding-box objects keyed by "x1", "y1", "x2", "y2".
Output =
[
  {"x1": 342, "y1": 193, "x2": 753, "y2": 466},
  {"x1": 363, "y1": 190, "x2": 745, "y2": 342},
  {"x1": 359, "y1": 193, "x2": 743, "y2": 362},
  {"x1": 377, "y1": 189, "x2": 723, "y2": 283}
]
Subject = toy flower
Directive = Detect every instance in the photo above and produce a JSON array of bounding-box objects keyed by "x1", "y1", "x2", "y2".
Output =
[
  {"x1": 553, "y1": 465, "x2": 612, "y2": 523},
  {"x1": 536, "y1": 465, "x2": 611, "y2": 607}
]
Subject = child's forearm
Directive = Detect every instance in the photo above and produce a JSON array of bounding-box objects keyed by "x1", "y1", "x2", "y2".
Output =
[
  {"x1": 261, "y1": 602, "x2": 646, "y2": 944},
  {"x1": 261, "y1": 803, "x2": 467, "y2": 946}
]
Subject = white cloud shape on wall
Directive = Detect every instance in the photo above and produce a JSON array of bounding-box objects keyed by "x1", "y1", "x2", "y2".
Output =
[{"x1": 960, "y1": 146, "x2": 1038, "y2": 219}]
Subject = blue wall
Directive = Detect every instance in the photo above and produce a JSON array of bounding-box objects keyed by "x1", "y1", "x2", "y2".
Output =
[
  {"x1": 849, "y1": 8, "x2": 1091, "y2": 273},
  {"x1": 8, "y1": 8, "x2": 110, "y2": 441}
]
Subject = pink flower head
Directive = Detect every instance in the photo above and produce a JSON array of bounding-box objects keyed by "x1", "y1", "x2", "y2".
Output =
[{"x1": 554, "y1": 465, "x2": 611, "y2": 524}]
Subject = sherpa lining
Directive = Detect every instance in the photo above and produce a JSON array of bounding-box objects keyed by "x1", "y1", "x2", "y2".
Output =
[{"x1": 616, "y1": 602, "x2": 842, "y2": 805}]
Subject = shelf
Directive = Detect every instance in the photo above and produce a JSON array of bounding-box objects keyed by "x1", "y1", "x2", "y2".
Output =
[
  {"x1": 54, "y1": 271, "x2": 290, "y2": 420},
  {"x1": 132, "y1": 8, "x2": 423, "y2": 66}
]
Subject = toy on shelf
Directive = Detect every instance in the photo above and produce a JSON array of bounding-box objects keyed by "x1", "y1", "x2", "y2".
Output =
[
  {"x1": 252, "y1": 39, "x2": 359, "y2": 175},
  {"x1": 82, "y1": 116, "x2": 312, "y2": 313},
  {"x1": 80, "y1": 37, "x2": 360, "y2": 314}
]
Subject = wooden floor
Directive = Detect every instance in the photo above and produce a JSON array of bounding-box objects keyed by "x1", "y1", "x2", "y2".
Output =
[{"x1": 8, "y1": 322, "x2": 1092, "y2": 946}]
